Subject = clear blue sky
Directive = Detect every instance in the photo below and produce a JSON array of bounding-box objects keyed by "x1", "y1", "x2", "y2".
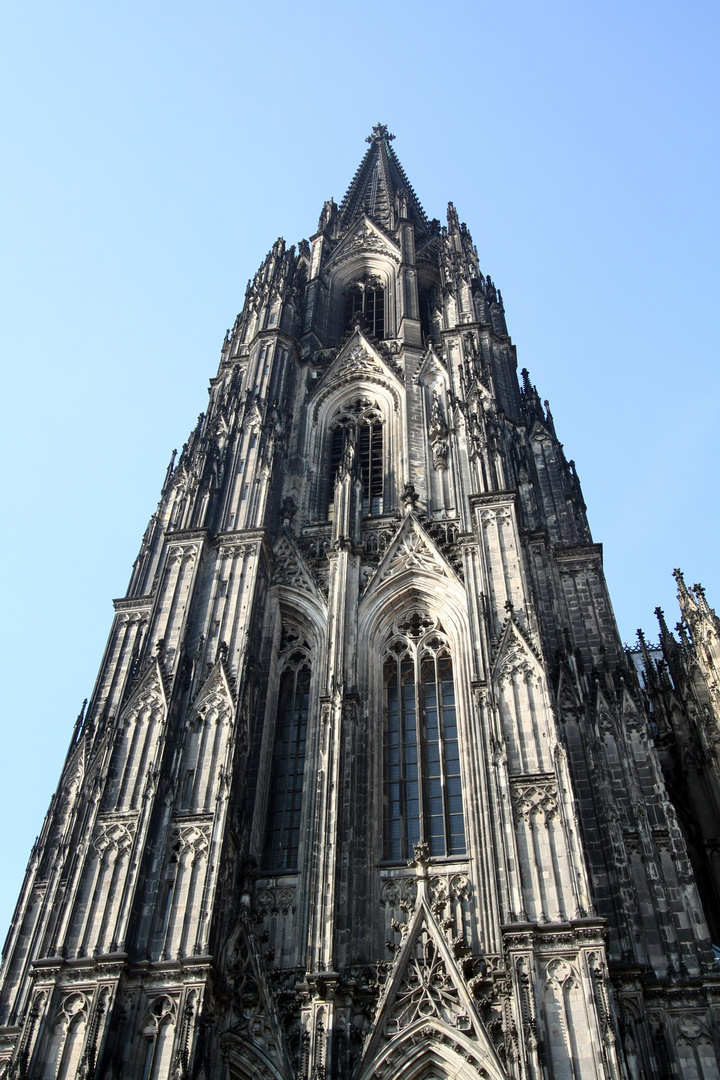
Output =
[{"x1": 1, "y1": 0, "x2": 718, "y2": 934}]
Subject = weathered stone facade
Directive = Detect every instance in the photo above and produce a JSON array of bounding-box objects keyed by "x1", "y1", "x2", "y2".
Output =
[
  {"x1": 633, "y1": 573, "x2": 720, "y2": 950},
  {"x1": 1, "y1": 125, "x2": 718, "y2": 1079}
]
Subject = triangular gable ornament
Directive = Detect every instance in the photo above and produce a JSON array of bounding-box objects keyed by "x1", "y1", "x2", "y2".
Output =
[
  {"x1": 190, "y1": 652, "x2": 237, "y2": 721},
  {"x1": 272, "y1": 530, "x2": 327, "y2": 605},
  {"x1": 311, "y1": 329, "x2": 402, "y2": 413},
  {"x1": 620, "y1": 681, "x2": 647, "y2": 734},
  {"x1": 413, "y1": 342, "x2": 448, "y2": 386},
  {"x1": 357, "y1": 847, "x2": 507, "y2": 1080},
  {"x1": 555, "y1": 663, "x2": 584, "y2": 720},
  {"x1": 221, "y1": 915, "x2": 293, "y2": 1080},
  {"x1": 491, "y1": 615, "x2": 543, "y2": 687},
  {"x1": 529, "y1": 418, "x2": 555, "y2": 445},
  {"x1": 326, "y1": 214, "x2": 401, "y2": 268},
  {"x1": 364, "y1": 513, "x2": 459, "y2": 594},
  {"x1": 119, "y1": 655, "x2": 168, "y2": 724},
  {"x1": 594, "y1": 683, "x2": 616, "y2": 737}
]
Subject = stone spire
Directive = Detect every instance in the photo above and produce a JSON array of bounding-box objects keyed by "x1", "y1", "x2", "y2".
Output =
[{"x1": 338, "y1": 123, "x2": 428, "y2": 232}]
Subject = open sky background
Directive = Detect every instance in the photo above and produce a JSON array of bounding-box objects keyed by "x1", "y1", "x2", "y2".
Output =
[{"x1": 1, "y1": 0, "x2": 718, "y2": 935}]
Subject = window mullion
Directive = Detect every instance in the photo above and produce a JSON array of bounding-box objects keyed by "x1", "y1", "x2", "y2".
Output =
[
  {"x1": 369, "y1": 423, "x2": 375, "y2": 513},
  {"x1": 416, "y1": 655, "x2": 427, "y2": 848},
  {"x1": 436, "y1": 654, "x2": 451, "y2": 856},
  {"x1": 265, "y1": 660, "x2": 309, "y2": 872},
  {"x1": 397, "y1": 655, "x2": 405, "y2": 855}
]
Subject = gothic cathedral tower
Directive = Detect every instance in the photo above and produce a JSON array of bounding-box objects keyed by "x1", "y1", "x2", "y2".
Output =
[{"x1": 1, "y1": 126, "x2": 718, "y2": 1080}]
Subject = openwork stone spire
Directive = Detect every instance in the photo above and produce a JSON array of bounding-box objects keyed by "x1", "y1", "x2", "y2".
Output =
[{"x1": 338, "y1": 123, "x2": 428, "y2": 232}]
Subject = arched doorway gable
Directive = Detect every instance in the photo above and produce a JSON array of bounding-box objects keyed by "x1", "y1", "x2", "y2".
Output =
[
  {"x1": 221, "y1": 1030, "x2": 289, "y2": 1080},
  {"x1": 356, "y1": 1019, "x2": 506, "y2": 1080},
  {"x1": 358, "y1": 512, "x2": 467, "y2": 644},
  {"x1": 357, "y1": 868, "x2": 507, "y2": 1080}
]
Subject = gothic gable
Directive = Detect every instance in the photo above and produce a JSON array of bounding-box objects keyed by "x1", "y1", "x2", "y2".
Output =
[
  {"x1": 555, "y1": 664, "x2": 585, "y2": 721},
  {"x1": 529, "y1": 418, "x2": 556, "y2": 445},
  {"x1": 357, "y1": 872, "x2": 506, "y2": 1080},
  {"x1": 59, "y1": 720, "x2": 88, "y2": 792},
  {"x1": 620, "y1": 684, "x2": 646, "y2": 734},
  {"x1": 325, "y1": 215, "x2": 401, "y2": 269},
  {"x1": 594, "y1": 684, "x2": 616, "y2": 737},
  {"x1": 191, "y1": 654, "x2": 236, "y2": 719},
  {"x1": 272, "y1": 531, "x2": 327, "y2": 607},
  {"x1": 119, "y1": 656, "x2": 168, "y2": 724},
  {"x1": 362, "y1": 513, "x2": 461, "y2": 598},
  {"x1": 310, "y1": 329, "x2": 402, "y2": 419},
  {"x1": 413, "y1": 342, "x2": 448, "y2": 387},
  {"x1": 220, "y1": 916, "x2": 292, "y2": 1080},
  {"x1": 491, "y1": 615, "x2": 543, "y2": 686}
]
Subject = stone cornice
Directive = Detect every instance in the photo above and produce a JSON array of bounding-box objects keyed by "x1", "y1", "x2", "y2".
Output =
[
  {"x1": 252, "y1": 327, "x2": 299, "y2": 349},
  {"x1": 507, "y1": 770, "x2": 556, "y2": 784},
  {"x1": 502, "y1": 918, "x2": 608, "y2": 951},
  {"x1": 165, "y1": 528, "x2": 209, "y2": 544},
  {"x1": 31, "y1": 952, "x2": 129, "y2": 976},
  {"x1": 133, "y1": 956, "x2": 213, "y2": 974},
  {"x1": 215, "y1": 527, "x2": 267, "y2": 542},
  {"x1": 113, "y1": 595, "x2": 153, "y2": 612},
  {"x1": 554, "y1": 543, "x2": 604, "y2": 564},
  {"x1": 469, "y1": 490, "x2": 517, "y2": 508},
  {"x1": 215, "y1": 527, "x2": 273, "y2": 565},
  {"x1": 440, "y1": 320, "x2": 493, "y2": 337}
]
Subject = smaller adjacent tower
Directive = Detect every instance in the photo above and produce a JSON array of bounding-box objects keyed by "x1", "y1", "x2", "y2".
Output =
[{"x1": 635, "y1": 574, "x2": 720, "y2": 943}]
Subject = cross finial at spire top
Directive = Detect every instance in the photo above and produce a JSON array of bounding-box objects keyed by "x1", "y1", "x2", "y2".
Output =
[{"x1": 366, "y1": 123, "x2": 395, "y2": 144}]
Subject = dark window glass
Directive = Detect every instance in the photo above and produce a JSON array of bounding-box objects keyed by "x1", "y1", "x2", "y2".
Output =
[
  {"x1": 328, "y1": 412, "x2": 383, "y2": 518},
  {"x1": 264, "y1": 664, "x2": 310, "y2": 872},
  {"x1": 181, "y1": 770, "x2": 194, "y2": 809},
  {"x1": 419, "y1": 291, "x2": 431, "y2": 342},
  {"x1": 330, "y1": 425, "x2": 345, "y2": 489},
  {"x1": 343, "y1": 284, "x2": 385, "y2": 339},
  {"x1": 141, "y1": 1040, "x2": 154, "y2": 1080},
  {"x1": 358, "y1": 423, "x2": 384, "y2": 515},
  {"x1": 384, "y1": 648, "x2": 465, "y2": 860},
  {"x1": 344, "y1": 289, "x2": 363, "y2": 332},
  {"x1": 160, "y1": 882, "x2": 174, "y2": 934},
  {"x1": 366, "y1": 287, "x2": 385, "y2": 338}
]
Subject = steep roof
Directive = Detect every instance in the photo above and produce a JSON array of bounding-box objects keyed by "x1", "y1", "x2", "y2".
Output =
[{"x1": 338, "y1": 124, "x2": 428, "y2": 233}]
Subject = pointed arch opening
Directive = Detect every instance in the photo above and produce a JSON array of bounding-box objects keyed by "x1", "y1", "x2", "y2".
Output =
[
  {"x1": 223, "y1": 1032, "x2": 287, "y2": 1080},
  {"x1": 50, "y1": 995, "x2": 88, "y2": 1080},
  {"x1": 327, "y1": 397, "x2": 385, "y2": 519},
  {"x1": 343, "y1": 275, "x2": 385, "y2": 339},
  {"x1": 384, "y1": 614, "x2": 466, "y2": 861},
  {"x1": 263, "y1": 629, "x2": 312, "y2": 873},
  {"x1": 357, "y1": 1025, "x2": 507, "y2": 1080}
]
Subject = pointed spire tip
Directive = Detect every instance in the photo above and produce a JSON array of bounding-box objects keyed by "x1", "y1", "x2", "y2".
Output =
[{"x1": 366, "y1": 123, "x2": 395, "y2": 144}]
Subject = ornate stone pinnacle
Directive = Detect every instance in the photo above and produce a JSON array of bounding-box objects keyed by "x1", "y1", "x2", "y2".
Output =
[
  {"x1": 366, "y1": 123, "x2": 395, "y2": 144},
  {"x1": 408, "y1": 840, "x2": 430, "y2": 870}
]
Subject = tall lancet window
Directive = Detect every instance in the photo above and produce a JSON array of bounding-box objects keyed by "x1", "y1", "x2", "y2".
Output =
[
  {"x1": 264, "y1": 636, "x2": 311, "y2": 872},
  {"x1": 343, "y1": 277, "x2": 385, "y2": 339},
  {"x1": 327, "y1": 398, "x2": 384, "y2": 518},
  {"x1": 384, "y1": 614, "x2": 465, "y2": 861}
]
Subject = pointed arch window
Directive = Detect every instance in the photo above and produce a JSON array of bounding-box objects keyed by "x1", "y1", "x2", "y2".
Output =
[
  {"x1": 264, "y1": 637, "x2": 311, "y2": 872},
  {"x1": 328, "y1": 398, "x2": 384, "y2": 518},
  {"x1": 343, "y1": 277, "x2": 385, "y2": 339},
  {"x1": 384, "y1": 616, "x2": 465, "y2": 861}
]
